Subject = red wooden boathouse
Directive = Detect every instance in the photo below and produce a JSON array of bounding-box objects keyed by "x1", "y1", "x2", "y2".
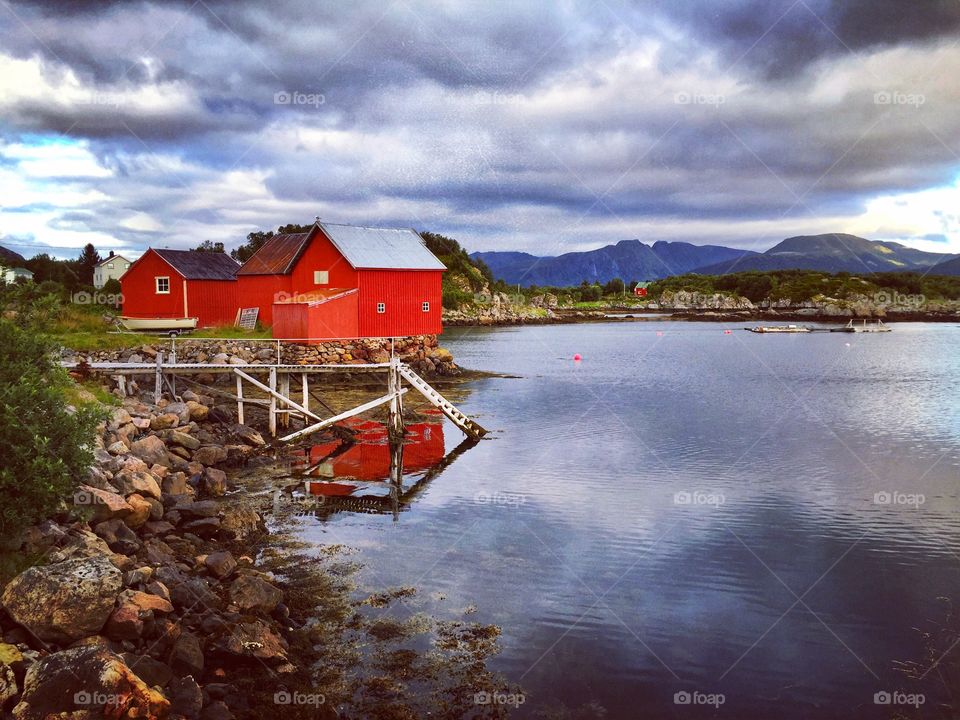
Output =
[
  {"x1": 120, "y1": 249, "x2": 240, "y2": 328},
  {"x1": 237, "y1": 222, "x2": 445, "y2": 340}
]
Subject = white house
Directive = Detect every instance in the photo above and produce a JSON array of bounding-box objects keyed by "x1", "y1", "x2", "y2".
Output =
[
  {"x1": 1, "y1": 266, "x2": 34, "y2": 284},
  {"x1": 93, "y1": 252, "x2": 132, "y2": 288}
]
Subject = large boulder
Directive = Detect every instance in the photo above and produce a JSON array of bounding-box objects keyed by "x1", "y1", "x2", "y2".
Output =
[
  {"x1": 228, "y1": 575, "x2": 282, "y2": 612},
  {"x1": 130, "y1": 435, "x2": 170, "y2": 466},
  {"x1": 213, "y1": 620, "x2": 288, "y2": 665},
  {"x1": 113, "y1": 470, "x2": 162, "y2": 500},
  {"x1": 12, "y1": 645, "x2": 169, "y2": 719},
  {"x1": 76, "y1": 484, "x2": 132, "y2": 522},
  {"x1": 201, "y1": 468, "x2": 228, "y2": 497},
  {"x1": 193, "y1": 445, "x2": 227, "y2": 466},
  {"x1": 1, "y1": 556, "x2": 123, "y2": 644}
]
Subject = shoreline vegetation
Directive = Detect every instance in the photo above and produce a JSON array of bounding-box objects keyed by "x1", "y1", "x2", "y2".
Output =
[{"x1": 441, "y1": 269, "x2": 960, "y2": 326}]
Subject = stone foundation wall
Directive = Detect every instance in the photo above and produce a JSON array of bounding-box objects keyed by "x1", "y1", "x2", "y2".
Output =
[{"x1": 65, "y1": 335, "x2": 459, "y2": 376}]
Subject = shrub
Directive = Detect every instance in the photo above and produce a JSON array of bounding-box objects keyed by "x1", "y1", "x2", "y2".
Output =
[{"x1": 0, "y1": 319, "x2": 103, "y2": 541}]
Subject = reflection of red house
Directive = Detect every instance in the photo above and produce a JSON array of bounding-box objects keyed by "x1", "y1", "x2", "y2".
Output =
[
  {"x1": 120, "y1": 249, "x2": 240, "y2": 327},
  {"x1": 237, "y1": 222, "x2": 445, "y2": 340},
  {"x1": 295, "y1": 417, "x2": 445, "y2": 483}
]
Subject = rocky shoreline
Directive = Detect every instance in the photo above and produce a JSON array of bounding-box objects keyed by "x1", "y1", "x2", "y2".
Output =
[
  {"x1": 0, "y1": 332, "x2": 518, "y2": 719},
  {"x1": 0, "y1": 388, "x2": 319, "y2": 719},
  {"x1": 441, "y1": 289, "x2": 960, "y2": 327}
]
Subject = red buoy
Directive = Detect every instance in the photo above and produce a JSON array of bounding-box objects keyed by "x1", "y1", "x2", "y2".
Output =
[{"x1": 573, "y1": 353, "x2": 582, "y2": 361}]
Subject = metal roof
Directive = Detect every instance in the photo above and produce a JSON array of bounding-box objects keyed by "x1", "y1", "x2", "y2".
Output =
[
  {"x1": 153, "y1": 249, "x2": 240, "y2": 280},
  {"x1": 318, "y1": 223, "x2": 446, "y2": 270},
  {"x1": 236, "y1": 223, "x2": 445, "y2": 275},
  {"x1": 236, "y1": 233, "x2": 311, "y2": 276}
]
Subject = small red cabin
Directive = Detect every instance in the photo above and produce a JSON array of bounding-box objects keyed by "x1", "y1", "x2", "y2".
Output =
[
  {"x1": 237, "y1": 222, "x2": 445, "y2": 340},
  {"x1": 120, "y1": 249, "x2": 240, "y2": 327}
]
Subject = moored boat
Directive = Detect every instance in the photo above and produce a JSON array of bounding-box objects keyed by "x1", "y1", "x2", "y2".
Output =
[
  {"x1": 120, "y1": 316, "x2": 198, "y2": 333},
  {"x1": 747, "y1": 324, "x2": 812, "y2": 333}
]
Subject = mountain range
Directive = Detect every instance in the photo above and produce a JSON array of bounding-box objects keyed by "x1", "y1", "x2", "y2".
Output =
[
  {"x1": 472, "y1": 234, "x2": 960, "y2": 286},
  {"x1": 471, "y1": 240, "x2": 755, "y2": 287}
]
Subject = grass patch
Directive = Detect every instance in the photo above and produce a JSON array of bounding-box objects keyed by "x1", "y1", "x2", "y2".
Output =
[
  {"x1": 189, "y1": 325, "x2": 273, "y2": 340},
  {"x1": 49, "y1": 304, "x2": 151, "y2": 351}
]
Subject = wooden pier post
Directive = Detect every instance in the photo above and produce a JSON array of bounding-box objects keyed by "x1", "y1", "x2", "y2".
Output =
[
  {"x1": 301, "y1": 373, "x2": 309, "y2": 426},
  {"x1": 387, "y1": 357, "x2": 405, "y2": 441},
  {"x1": 154, "y1": 352, "x2": 163, "y2": 404},
  {"x1": 268, "y1": 366, "x2": 277, "y2": 438},
  {"x1": 236, "y1": 374, "x2": 245, "y2": 425},
  {"x1": 279, "y1": 372, "x2": 290, "y2": 429}
]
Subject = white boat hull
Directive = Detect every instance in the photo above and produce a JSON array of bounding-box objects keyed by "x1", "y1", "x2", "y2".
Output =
[{"x1": 120, "y1": 316, "x2": 198, "y2": 332}]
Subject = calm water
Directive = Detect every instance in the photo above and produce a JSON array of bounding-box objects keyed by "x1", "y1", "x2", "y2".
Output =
[{"x1": 293, "y1": 321, "x2": 960, "y2": 718}]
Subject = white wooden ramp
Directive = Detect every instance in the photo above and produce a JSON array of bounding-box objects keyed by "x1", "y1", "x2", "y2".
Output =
[{"x1": 398, "y1": 363, "x2": 487, "y2": 440}]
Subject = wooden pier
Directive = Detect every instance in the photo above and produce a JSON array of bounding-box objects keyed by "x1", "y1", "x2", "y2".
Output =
[{"x1": 64, "y1": 354, "x2": 487, "y2": 442}]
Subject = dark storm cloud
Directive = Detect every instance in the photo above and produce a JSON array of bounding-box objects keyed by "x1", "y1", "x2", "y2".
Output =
[
  {"x1": 645, "y1": 0, "x2": 960, "y2": 79},
  {"x1": 1, "y1": 0, "x2": 959, "y2": 254}
]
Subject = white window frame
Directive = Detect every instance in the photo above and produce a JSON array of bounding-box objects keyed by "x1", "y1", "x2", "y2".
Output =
[
  {"x1": 313, "y1": 270, "x2": 329, "y2": 284},
  {"x1": 155, "y1": 276, "x2": 170, "y2": 294},
  {"x1": 422, "y1": 301, "x2": 430, "y2": 312},
  {"x1": 376, "y1": 302, "x2": 386, "y2": 314},
  {"x1": 107, "y1": 262, "x2": 114, "y2": 269}
]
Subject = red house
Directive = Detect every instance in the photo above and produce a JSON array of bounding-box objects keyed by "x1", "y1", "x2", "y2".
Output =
[
  {"x1": 120, "y1": 249, "x2": 240, "y2": 328},
  {"x1": 237, "y1": 222, "x2": 445, "y2": 340}
]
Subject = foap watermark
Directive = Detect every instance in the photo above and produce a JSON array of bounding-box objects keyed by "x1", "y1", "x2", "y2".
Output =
[
  {"x1": 874, "y1": 90, "x2": 925, "y2": 108},
  {"x1": 874, "y1": 690, "x2": 925, "y2": 708},
  {"x1": 674, "y1": 690, "x2": 725, "y2": 708},
  {"x1": 674, "y1": 91, "x2": 725, "y2": 106},
  {"x1": 474, "y1": 690, "x2": 525, "y2": 707},
  {"x1": 874, "y1": 491, "x2": 925, "y2": 509},
  {"x1": 473, "y1": 90, "x2": 526, "y2": 106},
  {"x1": 78, "y1": 91, "x2": 124, "y2": 108},
  {"x1": 473, "y1": 291, "x2": 525, "y2": 305},
  {"x1": 274, "y1": 690, "x2": 326, "y2": 706},
  {"x1": 72, "y1": 291, "x2": 123, "y2": 306},
  {"x1": 73, "y1": 489, "x2": 105, "y2": 506},
  {"x1": 873, "y1": 291, "x2": 925, "y2": 309},
  {"x1": 274, "y1": 290, "x2": 327, "y2": 303},
  {"x1": 74, "y1": 691, "x2": 122, "y2": 707},
  {"x1": 674, "y1": 490, "x2": 725, "y2": 508},
  {"x1": 474, "y1": 490, "x2": 526, "y2": 508},
  {"x1": 274, "y1": 90, "x2": 326, "y2": 108}
]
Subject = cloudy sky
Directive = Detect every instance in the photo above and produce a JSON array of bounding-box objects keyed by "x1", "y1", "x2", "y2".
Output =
[{"x1": 1, "y1": 0, "x2": 959, "y2": 260}]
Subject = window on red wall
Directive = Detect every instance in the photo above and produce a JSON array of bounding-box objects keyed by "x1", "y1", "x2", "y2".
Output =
[
  {"x1": 376, "y1": 302, "x2": 386, "y2": 314},
  {"x1": 156, "y1": 277, "x2": 170, "y2": 294},
  {"x1": 422, "y1": 301, "x2": 430, "y2": 312}
]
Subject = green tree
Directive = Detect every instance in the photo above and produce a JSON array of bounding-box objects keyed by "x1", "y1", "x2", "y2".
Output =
[
  {"x1": 602, "y1": 278, "x2": 625, "y2": 295},
  {"x1": 193, "y1": 240, "x2": 225, "y2": 253},
  {"x1": 76, "y1": 243, "x2": 101, "y2": 285},
  {"x1": 0, "y1": 319, "x2": 102, "y2": 540}
]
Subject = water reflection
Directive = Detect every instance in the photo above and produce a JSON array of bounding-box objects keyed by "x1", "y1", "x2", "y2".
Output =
[{"x1": 278, "y1": 413, "x2": 478, "y2": 520}]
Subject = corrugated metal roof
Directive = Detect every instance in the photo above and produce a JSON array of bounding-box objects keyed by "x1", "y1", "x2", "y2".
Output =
[
  {"x1": 154, "y1": 249, "x2": 240, "y2": 280},
  {"x1": 236, "y1": 233, "x2": 311, "y2": 276},
  {"x1": 318, "y1": 223, "x2": 446, "y2": 270}
]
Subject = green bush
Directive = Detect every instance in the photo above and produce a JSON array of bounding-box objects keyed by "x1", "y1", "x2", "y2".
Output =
[{"x1": 0, "y1": 319, "x2": 103, "y2": 541}]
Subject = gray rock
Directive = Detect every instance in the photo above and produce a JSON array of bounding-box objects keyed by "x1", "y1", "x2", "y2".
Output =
[
  {"x1": 129, "y1": 435, "x2": 169, "y2": 466},
  {"x1": 1, "y1": 557, "x2": 123, "y2": 644},
  {"x1": 11, "y1": 645, "x2": 169, "y2": 719},
  {"x1": 228, "y1": 575, "x2": 282, "y2": 612}
]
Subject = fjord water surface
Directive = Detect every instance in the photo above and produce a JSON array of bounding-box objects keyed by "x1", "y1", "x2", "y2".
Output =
[{"x1": 296, "y1": 321, "x2": 960, "y2": 718}]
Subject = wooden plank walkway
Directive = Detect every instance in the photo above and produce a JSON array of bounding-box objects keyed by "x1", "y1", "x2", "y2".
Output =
[{"x1": 65, "y1": 356, "x2": 487, "y2": 441}]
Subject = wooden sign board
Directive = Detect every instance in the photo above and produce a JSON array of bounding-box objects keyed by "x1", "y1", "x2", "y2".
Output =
[{"x1": 236, "y1": 307, "x2": 259, "y2": 330}]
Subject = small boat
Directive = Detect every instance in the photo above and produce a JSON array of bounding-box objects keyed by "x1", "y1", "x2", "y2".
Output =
[
  {"x1": 747, "y1": 324, "x2": 812, "y2": 333},
  {"x1": 120, "y1": 316, "x2": 198, "y2": 334},
  {"x1": 841, "y1": 319, "x2": 891, "y2": 333}
]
